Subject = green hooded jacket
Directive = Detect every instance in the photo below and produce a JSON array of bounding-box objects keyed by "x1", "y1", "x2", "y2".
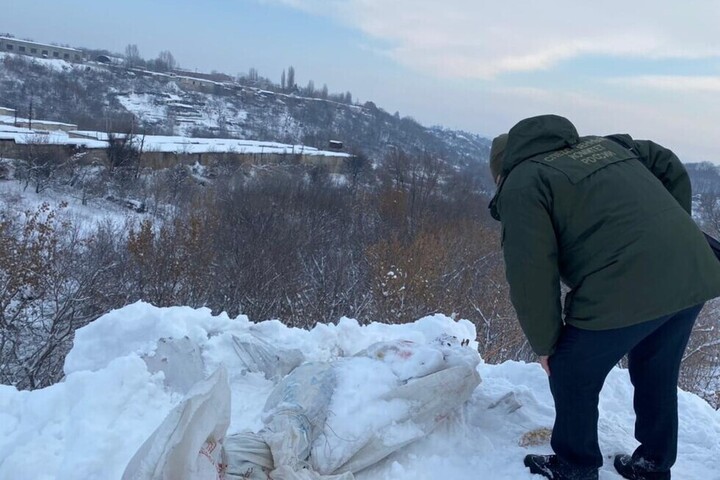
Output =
[{"x1": 489, "y1": 115, "x2": 720, "y2": 355}]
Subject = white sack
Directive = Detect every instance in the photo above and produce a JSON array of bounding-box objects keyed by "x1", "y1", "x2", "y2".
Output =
[
  {"x1": 261, "y1": 362, "x2": 337, "y2": 472},
  {"x1": 224, "y1": 432, "x2": 274, "y2": 480},
  {"x1": 315, "y1": 364, "x2": 480, "y2": 474},
  {"x1": 260, "y1": 338, "x2": 481, "y2": 478},
  {"x1": 122, "y1": 366, "x2": 231, "y2": 480},
  {"x1": 232, "y1": 334, "x2": 305, "y2": 382}
]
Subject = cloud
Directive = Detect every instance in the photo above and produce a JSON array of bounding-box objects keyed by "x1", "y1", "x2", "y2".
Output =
[
  {"x1": 261, "y1": 0, "x2": 720, "y2": 162},
  {"x1": 480, "y1": 85, "x2": 720, "y2": 162},
  {"x1": 607, "y1": 75, "x2": 720, "y2": 93},
  {"x1": 266, "y1": 0, "x2": 720, "y2": 79}
]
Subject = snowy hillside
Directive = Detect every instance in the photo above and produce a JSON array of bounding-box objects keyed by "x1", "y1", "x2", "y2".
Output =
[
  {"x1": 0, "y1": 302, "x2": 718, "y2": 479},
  {"x1": 0, "y1": 54, "x2": 491, "y2": 169}
]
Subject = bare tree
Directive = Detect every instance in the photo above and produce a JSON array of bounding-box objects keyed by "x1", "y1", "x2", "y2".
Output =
[
  {"x1": 106, "y1": 130, "x2": 143, "y2": 173},
  {"x1": 124, "y1": 44, "x2": 141, "y2": 67},
  {"x1": 305, "y1": 80, "x2": 315, "y2": 96},
  {"x1": 680, "y1": 299, "x2": 720, "y2": 408},
  {"x1": 156, "y1": 50, "x2": 177, "y2": 71},
  {"x1": 0, "y1": 204, "x2": 124, "y2": 388},
  {"x1": 287, "y1": 66, "x2": 295, "y2": 92},
  {"x1": 16, "y1": 135, "x2": 70, "y2": 193}
]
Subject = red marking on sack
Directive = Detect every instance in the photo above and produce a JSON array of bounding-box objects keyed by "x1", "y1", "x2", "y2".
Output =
[{"x1": 199, "y1": 440, "x2": 225, "y2": 480}]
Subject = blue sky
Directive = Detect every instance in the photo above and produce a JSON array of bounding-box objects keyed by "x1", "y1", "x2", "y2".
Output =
[{"x1": 3, "y1": 0, "x2": 720, "y2": 162}]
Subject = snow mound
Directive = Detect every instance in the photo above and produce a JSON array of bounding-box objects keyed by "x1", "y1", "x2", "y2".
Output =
[{"x1": 0, "y1": 301, "x2": 719, "y2": 479}]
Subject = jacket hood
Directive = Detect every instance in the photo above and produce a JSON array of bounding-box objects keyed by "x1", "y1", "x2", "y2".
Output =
[
  {"x1": 501, "y1": 114, "x2": 579, "y2": 178},
  {"x1": 489, "y1": 114, "x2": 579, "y2": 221}
]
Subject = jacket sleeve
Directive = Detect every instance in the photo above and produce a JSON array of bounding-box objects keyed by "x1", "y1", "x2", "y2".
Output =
[
  {"x1": 633, "y1": 139, "x2": 691, "y2": 214},
  {"x1": 498, "y1": 181, "x2": 562, "y2": 356}
]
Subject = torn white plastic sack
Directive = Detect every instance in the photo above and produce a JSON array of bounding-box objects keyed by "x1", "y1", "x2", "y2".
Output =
[
  {"x1": 223, "y1": 430, "x2": 353, "y2": 480},
  {"x1": 223, "y1": 432, "x2": 273, "y2": 480},
  {"x1": 314, "y1": 364, "x2": 478, "y2": 474},
  {"x1": 260, "y1": 362, "x2": 341, "y2": 479},
  {"x1": 260, "y1": 336, "x2": 481, "y2": 478},
  {"x1": 231, "y1": 333, "x2": 305, "y2": 382},
  {"x1": 142, "y1": 336, "x2": 206, "y2": 395},
  {"x1": 122, "y1": 367, "x2": 231, "y2": 480}
]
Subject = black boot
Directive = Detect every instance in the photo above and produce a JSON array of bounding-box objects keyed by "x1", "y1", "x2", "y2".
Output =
[
  {"x1": 524, "y1": 454, "x2": 598, "y2": 480},
  {"x1": 614, "y1": 454, "x2": 670, "y2": 480}
]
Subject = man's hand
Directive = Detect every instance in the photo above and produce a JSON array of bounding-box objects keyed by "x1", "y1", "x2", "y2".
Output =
[{"x1": 539, "y1": 355, "x2": 551, "y2": 376}]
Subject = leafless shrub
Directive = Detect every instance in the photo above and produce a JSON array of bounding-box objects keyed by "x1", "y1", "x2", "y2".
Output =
[
  {"x1": 15, "y1": 135, "x2": 73, "y2": 193},
  {"x1": 680, "y1": 300, "x2": 720, "y2": 408},
  {"x1": 0, "y1": 203, "x2": 123, "y2": 388}
]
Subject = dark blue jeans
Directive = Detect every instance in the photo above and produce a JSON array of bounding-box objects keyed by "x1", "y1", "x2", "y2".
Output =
[{"x1": 548, "y1": 304, "x2": 703, "y2": 471}]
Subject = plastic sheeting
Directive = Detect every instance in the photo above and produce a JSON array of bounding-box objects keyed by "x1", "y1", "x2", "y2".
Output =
[
  {"x1": 232, "y1": 334, "x2": 305, "y2": 382},
  {"x1": 259, "y1": 337, "x2": 481, "y2": 478},
  {"x1": 122, "y1": 367, "x2": 231, "y2": 480},
  {"x1": 142, "y1": 337, "x2": 206, "y2": 395},
  {"x1": 123, "y1": 336, "x2": 480, "y2": 480}
]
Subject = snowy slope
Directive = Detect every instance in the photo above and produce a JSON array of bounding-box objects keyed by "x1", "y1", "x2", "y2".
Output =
[
  {"x1": 0, "y1": 53, "x2": 492, "y2": 170},
  {"x1": 0, "y1": 302, "x2": 718, "y2": 479}
]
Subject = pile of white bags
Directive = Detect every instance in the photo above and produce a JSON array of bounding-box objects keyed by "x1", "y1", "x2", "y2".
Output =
[{"x1": 122, "y1": 335, "x2": 481, "y2": 480}]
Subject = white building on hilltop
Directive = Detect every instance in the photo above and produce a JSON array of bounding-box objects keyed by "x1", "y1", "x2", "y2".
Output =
[{"x1": 0, "y1": 36, "x2": 84, "y2": 63}]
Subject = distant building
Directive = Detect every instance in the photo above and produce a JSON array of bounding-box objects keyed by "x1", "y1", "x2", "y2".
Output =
[
  {"x1": 1, "y1": 125, "x2": 351, "y2": 172},
  {"x1": 0, "y1": 36, "x2": 84, "y2": 63},
  {"x1": 13, "y1": 119, "x2": 78, "y2": 132},
  {"x1": 95, "y1": 54, "x2": 124, "y2": 65},
  {"x1": 328, "y1": 140, "x2": 344, "y2": 151},
  {"x1": 0, "y1": 106, "x2": 77, "y2": 132},
  {"x1": 171, "y1": 70, "x2": 233, "y2": 83},
  {"x1": 174, "y1": 75, "x2": 220, "y2": 92}
]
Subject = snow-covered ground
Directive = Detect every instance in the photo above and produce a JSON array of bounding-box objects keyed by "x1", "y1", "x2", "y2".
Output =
[
  {"x1": 0, "y1": 302, "x2": 717, "y2": 479},
  {"x1": 0, "y1": 122, "x2": 349, "y2": 157},
  {"x1": 0, "y1": 176, "x2": 144, "y2": 233},
  {"x1": 70, "y1": 130, "x2": 350, "y2": 157},
  {"x1": 0, "y1": 123, "x2": 107, "y2": 148}
]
